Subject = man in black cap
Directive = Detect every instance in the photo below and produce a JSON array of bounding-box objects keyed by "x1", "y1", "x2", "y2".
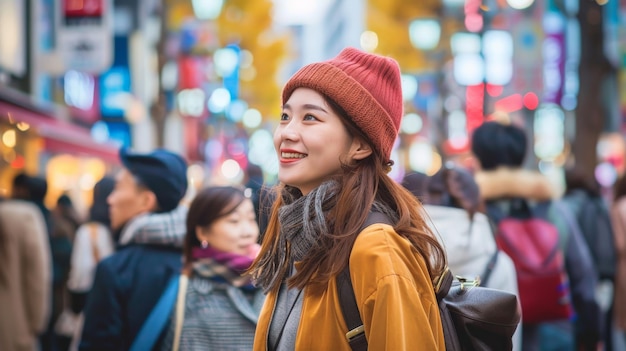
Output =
[{"x1": 79, "y1": 148, "x2": 188, "y2": 351}]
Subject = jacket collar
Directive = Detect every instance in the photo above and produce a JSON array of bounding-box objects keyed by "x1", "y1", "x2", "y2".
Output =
[{"x1": 475, "y1": 167, "x2": 554, "y2": 202}]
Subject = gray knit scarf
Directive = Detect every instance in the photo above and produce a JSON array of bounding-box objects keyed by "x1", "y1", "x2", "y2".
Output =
[
  {"x1": 254, "y1": 180, "x2": 398, "y2": 292},
  {"x1": 254, "y1": 181, "x2": 339, "y2": 292}
]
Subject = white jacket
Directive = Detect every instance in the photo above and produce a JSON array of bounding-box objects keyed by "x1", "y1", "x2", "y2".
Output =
[
  {"x1": 67, "y1": 222, "x2": 115, "y2": 293},
  {"x1": 423, "y1": 204, "x2": 522, "y2": 351}
]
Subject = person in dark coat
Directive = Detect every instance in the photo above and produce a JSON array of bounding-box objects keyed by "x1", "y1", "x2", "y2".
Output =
[
  {"x1": 563, "y1": 167, "x2": 617, "y2": 350},
  {"x1": 79, "y1": 148, "x2": 188, "y2": 351},
  {"x1": 471, "y1": 121, "x2": 602, "y2": 351}
]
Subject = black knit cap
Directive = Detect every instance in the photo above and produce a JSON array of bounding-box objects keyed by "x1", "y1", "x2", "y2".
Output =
[
  {"x1": 119, "y1": 148, "x2": 188, "y2": 213},
  {"x1": 471, "y1": 121, "x2": 527, "y2": 171}
]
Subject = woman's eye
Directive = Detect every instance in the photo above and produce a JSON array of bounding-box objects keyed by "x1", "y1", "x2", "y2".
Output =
[
  {"x1": 303, "y1": 114, "x2": 318, "y2": 121},
  {"x1": 280, "y1": 113, "x2": 289, "y2": 121}
]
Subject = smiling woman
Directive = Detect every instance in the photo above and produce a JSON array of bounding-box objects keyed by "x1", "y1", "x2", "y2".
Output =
[
  {"x1": 158, "y1": 186, "x2": 264, "y2": 350},
  {"x1": 248, "y1": 47, "x2": 447, "y2": 351}
]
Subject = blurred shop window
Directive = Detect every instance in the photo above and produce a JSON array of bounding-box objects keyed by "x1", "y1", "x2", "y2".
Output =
[
  {"x1": 45, "y1": 155, "x2": 107, "y2": 217},
  {"x1": 0, "y1": 120, "x2": 42, "y2": 198}
]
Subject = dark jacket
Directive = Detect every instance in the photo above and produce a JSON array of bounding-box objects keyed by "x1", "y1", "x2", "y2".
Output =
[
  {"x1": 79, "y1": 244, "x2": 181, "y2": 351},
  {"x1": 79, "y1": 208, "x2": 187, "y2": 351}
]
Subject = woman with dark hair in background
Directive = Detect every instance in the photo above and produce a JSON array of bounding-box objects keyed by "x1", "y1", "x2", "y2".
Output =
[
  {"x1": 53, "y1": 195, "x2": 83, "y2": 242},
  {"x1": 159, "y1": 186, "x2": 263, "y2": 350},
  {"x1": 402, "y1": 165, "x2": 521, "y2": 350},
  {"x1": 52, "y1": 194, "x2": 84, "y2": 349}
]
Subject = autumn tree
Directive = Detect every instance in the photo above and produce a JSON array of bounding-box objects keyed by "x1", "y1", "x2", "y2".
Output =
[
  {"x1": 152, "y1": 0, "x2": 289, "y2": 147},
  {"x1": 574, "y1": 0, "x2": 613, "y2": 180}
]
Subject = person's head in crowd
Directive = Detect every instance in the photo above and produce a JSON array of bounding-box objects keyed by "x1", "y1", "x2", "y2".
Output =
[
  {"x1": 245, "y1": 163, "x2": 264, "y2": 187},
  {"x1": 89, "y1": 176, "x2": 115, "y2": 228},
  {"x1": 401, "y1": 171, "x2": 430, "y2": 199},
  {"x1": 424, "y1": 164, "x2": 485, "y2": 219},
  {"x1": 11, "y1": 173, "x2": 30, "y2": 200},
  {"x1": 183, "y1": 186, "x2": 260, "y2": 272},
  {"x1": 471, "y1": 121, "x2": 527, "y2": 171},
  {"x1": 27, "y1": 176, "x2": 48, "y2": 204},
  {"x1": 11, "y1": 173, "x2": 47, "y2": 202},
  {"x1": 55, "y1": 193, "x2": 82, "y2": 227},
  {"x1": 244, "y1": 163, "x2": 264, "y2": 219},
  {"x1": 57, "y1": 194, "x2": 73, "y2": 208},
  {"x1": 108, "y1": 148, "x2": 188, "y2": 230},
  {"x1": 564, "y1": 166, "x2": 601, "y2": 197}
]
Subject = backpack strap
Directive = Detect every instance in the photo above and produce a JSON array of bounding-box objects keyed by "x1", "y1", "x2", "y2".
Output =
[
  {"x1": 481, "y1": 216, "x2": 502, "y2": 287},
  {"x1": 337, "y1": 212, "x2": 393, "y2": 351},
  {"x1": 129, "y1": 275, "x2": 180, "y2": 351},
  {"x1": 88, "y1": 223, "x2": 101, "y2": 263},
  {"x1": 338, "y1": 267, "x2": 368, "y2": 351},
  {"x1": 552, "y1": 200, "x2": 579, "y2": 251},
  {"x1": 480, "y1": 250, "x2": 499, "y2": 287},
  {"x1": 172, "y1": 274, "x2": 189, "y2": 351}
]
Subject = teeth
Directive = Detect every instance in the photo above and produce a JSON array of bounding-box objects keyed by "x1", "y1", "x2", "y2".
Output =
[{"x1": 282, "y1": 152, "x2": 307, "y2": 159}]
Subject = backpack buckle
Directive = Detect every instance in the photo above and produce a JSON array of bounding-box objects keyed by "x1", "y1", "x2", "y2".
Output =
[{"x1": 346, "y1": 325, "x2": 365, "y2": 341}]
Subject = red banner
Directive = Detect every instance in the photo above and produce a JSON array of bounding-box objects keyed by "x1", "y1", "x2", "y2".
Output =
[{"x1": 63, "y1": 0, "x2": 104, "y2": 17}]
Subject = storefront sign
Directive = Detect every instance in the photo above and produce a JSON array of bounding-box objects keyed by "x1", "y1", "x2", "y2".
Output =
[
  {"x1": 542, "y1": 12, "x2": 566, "y2": 106},
  {"x1": 56, "y1": 0, "x2": 113, "y2": 73}
]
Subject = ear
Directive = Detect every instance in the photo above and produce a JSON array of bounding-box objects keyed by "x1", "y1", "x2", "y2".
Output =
[
  {"x1": 139, "y1": 190, "x2": 159, "y2": 212},
  {"x1": 349, "y1": 136, "x2": 373, "y2": 161},
  {"x1": 195, "y1": 225, "x2": 209, "y2": 243}
]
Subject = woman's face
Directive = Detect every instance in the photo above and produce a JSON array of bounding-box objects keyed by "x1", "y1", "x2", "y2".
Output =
[
  {"x1": 196, "y1": 198, "x2": 259, "y2": 256},
  {"x1": 274, "y1": 88, "x2": 368, "y2": 195}
]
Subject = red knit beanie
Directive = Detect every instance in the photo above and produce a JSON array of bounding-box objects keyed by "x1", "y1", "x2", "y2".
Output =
[{"x1": 282, "y1": 47, "x2": 403, "y2": 165}]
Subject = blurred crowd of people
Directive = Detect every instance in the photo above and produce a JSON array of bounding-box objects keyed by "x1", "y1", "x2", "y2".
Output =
[
  {"x1": 0, "y1": 147, "x2": 267, "y2": 351},
  {"x1": 403, "y1": 121, "x2": 626, "y2": 351},
  {"x1": 1, "y1": 46, "x2": 626, "y2": 351}
]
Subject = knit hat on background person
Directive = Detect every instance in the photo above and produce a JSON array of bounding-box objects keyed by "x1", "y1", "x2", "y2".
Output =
[
  {"x1": 282, "y1": 47, "x2": 403, "y2": 165},
  {"x1": 119, "y1": 148, "x2": 188, "y2": 213},
  {"x1": 471, "y1": 121, "x2": 527, "y2": 171}
]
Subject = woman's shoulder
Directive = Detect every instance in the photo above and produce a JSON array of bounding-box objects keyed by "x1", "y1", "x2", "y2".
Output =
[
  {"x1": 352, "y1": 222, "x2": 410, "y2": 253},
  {"x1": 350, "y1": 224, "x2": 431, "y2": 287}
]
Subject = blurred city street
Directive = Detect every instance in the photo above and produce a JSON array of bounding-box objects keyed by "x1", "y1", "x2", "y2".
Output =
[{"x1": 2, "y1": 1, "x2": 626, "y2": 351}]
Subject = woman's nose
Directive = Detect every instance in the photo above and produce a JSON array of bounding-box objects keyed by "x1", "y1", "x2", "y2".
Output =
[{"x1": 279, "y1": 120, "x2": 300, "y2": 141}]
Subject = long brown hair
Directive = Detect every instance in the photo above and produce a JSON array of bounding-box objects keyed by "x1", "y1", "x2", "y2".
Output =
[{"x1": 248, "y1": 95, "x2": 447, "y2": 292}]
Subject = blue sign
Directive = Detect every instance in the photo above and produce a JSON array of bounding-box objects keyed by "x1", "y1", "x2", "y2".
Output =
[
  {"x1": 99, "y1": 66, "x2": 131, "y2": 118},
  {"x1": 223, "y1": 44, "x2": 240, "y2": 100},
  {"x1": 412, "y1": 74, "x2": 439, "y2": 111},
  {"x1": 104, "y1": 120, "x2": 131, "y2": 147}
]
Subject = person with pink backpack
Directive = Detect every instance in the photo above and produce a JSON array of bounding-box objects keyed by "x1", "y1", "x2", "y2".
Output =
[{"x1": 471, "y1": 121, "x2": 602, "y2": 351}]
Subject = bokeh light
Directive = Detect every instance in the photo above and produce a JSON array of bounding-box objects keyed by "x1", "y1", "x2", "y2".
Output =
[{"x1": 360, "y1": 31, "x2": 379, "y2": 52}]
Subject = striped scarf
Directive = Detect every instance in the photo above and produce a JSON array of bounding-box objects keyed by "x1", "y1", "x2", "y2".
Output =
[
  {"x1": 191, "y1": 246, "x2": 259, "y2": 290},
  {"x1": 118, "y1": 206, "x2": 188, "y2": 248}
]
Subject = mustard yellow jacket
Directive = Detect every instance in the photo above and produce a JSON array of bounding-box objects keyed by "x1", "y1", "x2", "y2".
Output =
[{"x1": 253, "y1": 223, "x2": 445, "y2": 350}]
